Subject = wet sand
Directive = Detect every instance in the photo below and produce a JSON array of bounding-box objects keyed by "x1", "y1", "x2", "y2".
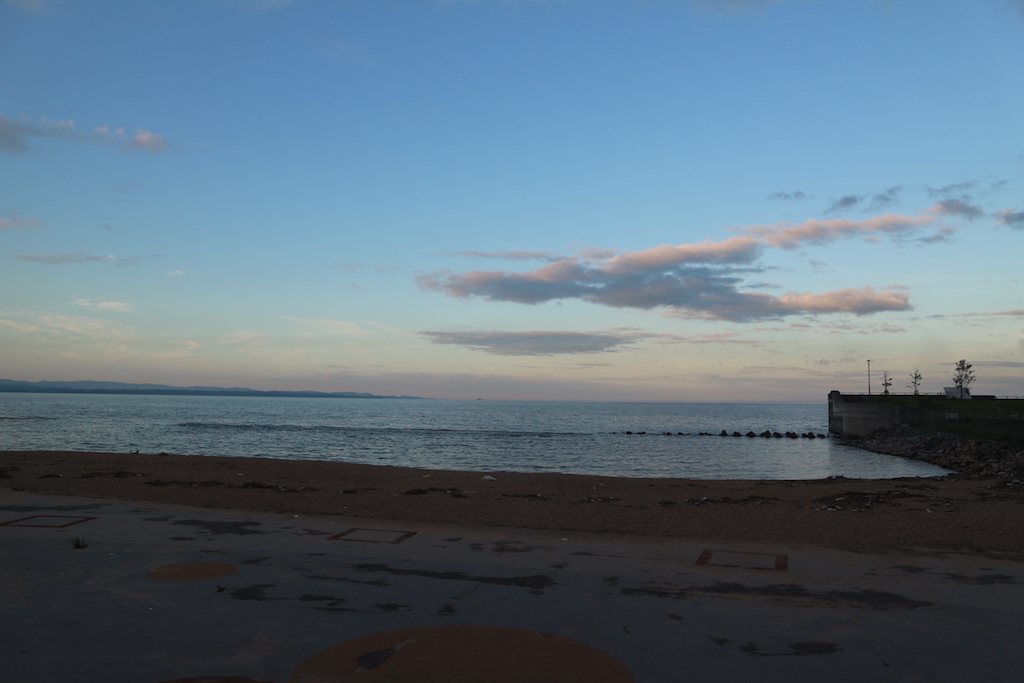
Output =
[{"x1": 3, "y1": 450, "x2": 1023, "y2": 553}]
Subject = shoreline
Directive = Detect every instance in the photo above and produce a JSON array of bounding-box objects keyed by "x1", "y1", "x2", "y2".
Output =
[{"x1": 3, "y1": 450, "x2": 1024, "y2": 554}]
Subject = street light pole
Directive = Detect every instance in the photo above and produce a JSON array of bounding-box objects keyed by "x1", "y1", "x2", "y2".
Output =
[{"x1": 867, "y1": 359, "x2": 872, "y2": 395}]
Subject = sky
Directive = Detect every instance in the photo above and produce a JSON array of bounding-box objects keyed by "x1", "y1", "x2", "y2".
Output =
[{"x1": 1, "y1": 0, "x2": 1023, "y2": 402}]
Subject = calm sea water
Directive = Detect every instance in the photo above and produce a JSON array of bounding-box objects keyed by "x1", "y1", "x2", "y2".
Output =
[{"x1": 0, "y1": 393, "x2": 951, "y2": 480}]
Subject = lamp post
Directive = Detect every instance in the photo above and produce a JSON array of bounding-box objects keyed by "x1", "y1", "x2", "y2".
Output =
[{"x1": 867, "y1": 359, "x2": 872, "y2": 395}]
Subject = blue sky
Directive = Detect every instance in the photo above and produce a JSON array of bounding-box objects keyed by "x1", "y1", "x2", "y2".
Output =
[{"x1": 2, "y1": 0, "x2": 1023, "y2": 401}]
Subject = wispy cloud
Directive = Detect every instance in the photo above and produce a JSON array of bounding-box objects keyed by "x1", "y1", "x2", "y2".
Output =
[
  {"x1": 950, "y1": 309, "x2": 1024, "y2": 318},
  {"x1": 125, "y1": 128, "x2": 170, "y2": 153},
  {"x1": 822, "y1": 186, "x2": 903, "y2": 215},
  {"x1": 450, "y1": 250, "x2": 559, "y2": 261},
  {"x1": 420, "y1": 329, "x2": 647, "y2": 356},
  {"x1": 225, "y1": 0, "x2": 294, "y2": 12},
  {"x1": 0, "y1": 311, "x2": 139, "y2": 344},
  {"x1": 767, "y1": 190, "x2": 806, "y2": 202},
  {"x1": 996, "y1": 208, "x2": 1024, "y2": 229},
  {"x1": 1, "y1": 0, "x2": 46, "y2": 11},
  {"x1": 423, "y1": 326, "x2": 757, "y2": 356},
  {"x1": 736, "y1": 211, "x2": 936, "y2": 249},
  {"x1": 926, "y1": 180, "x2": 976, "y2": 199},
  {"x1": 688, "y1": 0, "x2": 782, "y2": 12},
  {"x1": 824, "y1": 195, "x2": 862, "y2": 214},
  {"x1": 918, "y1": 226, "x2": 957, "y2": 244},
  {"x1": 0, "y1": 214, "x2": 41, "y2": 230},
  {"x1": 417, "y1": 205, "x2": 976, "y2": 322},
  {"x1": 0, "y1": 115, "x2": 169, "y2": 155},
  {"x1": 866, "y1": 186, "x2": 903, "y2": 213},
  {"x1": 334, "y1": 263, "x2": 399, "y2": 275},
  {"x1": 277, "y1": 316, "x2": 374, "y2": 337},
  {"x1": 72, "y1": 298, "x2": 135, "y2": 313},
  {"x1": 931, "y1": 199, "x2": 984, "y2": 219},
  {"x1": 975, "y1": 360, "x2": 1024, "y2": 369},
  {"x1": 814, "y1": 321, "x2": 908, "y2": 335},
  {"x1": 16, "y1": 251, "x2": 155, "y2": 266},
  {"x1": 34, "y1": 313, "x2": 136, "y2": 339},
  {"x1": 16, "y1": 251, "x2": 109, "y2": 265},
  {"x1": 930, "y1": 176, "x2": 1014, "y2": 199}
]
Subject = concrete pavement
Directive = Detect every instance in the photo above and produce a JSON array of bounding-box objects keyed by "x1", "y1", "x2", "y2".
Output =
[{"x1": 2, "y1": 489, "x2": 1022, "y2": 682}]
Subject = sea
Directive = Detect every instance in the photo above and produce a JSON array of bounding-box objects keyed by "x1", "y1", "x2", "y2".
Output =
[{"x1": 0, "y1": 393, "x2": 952, "y2": 480}]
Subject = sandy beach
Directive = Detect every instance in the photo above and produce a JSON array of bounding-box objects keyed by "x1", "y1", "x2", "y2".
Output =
[{"x1": 3, "y1": 449, "x2": 1023, "y2": 553}]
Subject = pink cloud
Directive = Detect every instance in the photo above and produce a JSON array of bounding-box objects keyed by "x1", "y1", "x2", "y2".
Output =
[
  {"x1": 603, "y1": 236, "x2": 760, "y2": 272},
  {"x1": 126, "y1": 128, "x2": 170, "y2": 153},
  {"x1": 739, "y1": 212, "x2": 936, "y2": 250},
  {"x1": 417, "y1": 205, "x2": 985, "y2": 321},
  {"x1": 0, "y1": 115, "x2": 168, "y2": 154},
  {"x1": 775, "y1": 287, "x2": 910, "y2": 315}
]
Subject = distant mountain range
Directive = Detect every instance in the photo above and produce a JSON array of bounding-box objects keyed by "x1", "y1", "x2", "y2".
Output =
[{"x1": 0, "y1": 379, "x2": 423, "y2": 400}]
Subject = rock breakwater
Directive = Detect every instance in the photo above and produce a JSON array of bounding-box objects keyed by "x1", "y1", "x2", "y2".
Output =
[{"x1": 846, "y1": 426, "x2": 1024, "y2": 480}]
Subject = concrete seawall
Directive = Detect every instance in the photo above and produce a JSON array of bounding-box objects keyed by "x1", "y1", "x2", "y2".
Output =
[{"x1": 828, "y1": 391, "x2": 894, "y2": 437}]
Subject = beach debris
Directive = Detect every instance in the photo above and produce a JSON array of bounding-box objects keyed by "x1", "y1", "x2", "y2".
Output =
[
  {"x1": 577, "y1": 496, "x2": 620, "y2": 504},
  {"x1": 71, "y1": 537, "x2": 87, "y2": 549},
  {"x1": 812, "y1": 490, "x2": 920, "y2": 512},
  {"x1": 79, "y1": 470, "x2": 145, "y2": 478},
  {"x1": 403, "y1": 487, "x2": 467, "y2": 498},
  {"x1": 482, "y1": 475, "x2": 497, "y2": 481},
  {"x1": 235, "y1": 480, "x2": 318, "y2": 492},
  {"x1": 144, "y1": 479, "x2": 318, "y2": 492},
  {"x1": 742, "y1": 641, "x2": 841, "y2": 657},
  {"x1": 687, "y1": 495, "x2": 777, "y2": 506},
  {"x1": 501, "y1": 493, "x2": 550, "y2": 501}
]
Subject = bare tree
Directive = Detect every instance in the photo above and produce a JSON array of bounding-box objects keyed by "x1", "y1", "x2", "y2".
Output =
[
  {"x1": 952, "y1": 359, "x2": 975, "y2": 399},
  {"x1": 881, "y1": 371, "x2": 892, "y2": 395},
  {"x1": 908, "y1": 368, "x2": 922, "y2": 395}
]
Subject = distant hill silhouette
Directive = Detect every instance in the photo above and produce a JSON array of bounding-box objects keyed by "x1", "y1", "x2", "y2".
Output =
[{"x1": 0, "y1": 379, "x2": 423, "y2": 400}]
